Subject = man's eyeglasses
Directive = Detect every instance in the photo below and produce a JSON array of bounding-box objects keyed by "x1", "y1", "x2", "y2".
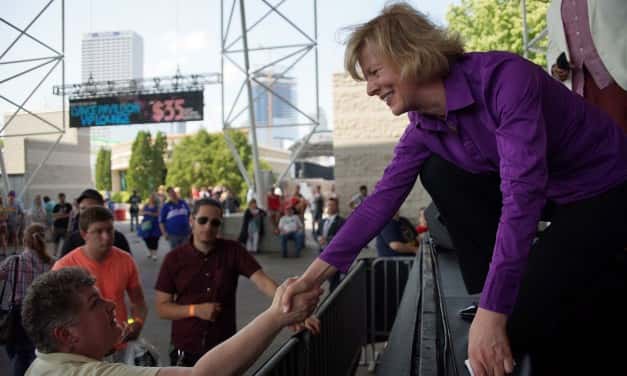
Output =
[{"x1": 195, "y1": 217, "x2": 222, "y2": 227}]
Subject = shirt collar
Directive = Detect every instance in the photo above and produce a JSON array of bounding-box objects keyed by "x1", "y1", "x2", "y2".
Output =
[
  {"x1": 187, "y1": 237, "x2": 222, "y2": 257},
  {"x1": 443, "y1": 60, "x2": 475, "y2": 113},
  {"x1": 35, "y1": 350, "x2": 99, "y2": 364},
  {"x1": 409, "y1": 58, "x2": 475, "y2": 131}
]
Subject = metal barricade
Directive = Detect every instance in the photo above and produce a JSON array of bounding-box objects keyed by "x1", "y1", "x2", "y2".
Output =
[
  {"x1": 254, "y1": 260, "x2": 367, "y2": 376},
  {"x1": 253, "y1": 256, "x2": 417, "y2": 375},
  {"x1": 363, "y1": 257, "x2": 415, "y2": 369}
]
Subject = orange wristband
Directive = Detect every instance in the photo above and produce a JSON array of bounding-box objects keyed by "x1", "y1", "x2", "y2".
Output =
[
  {"x1": 127, "y1": 317, "x2": 144, "y2": 326},
  {"x1": 189, "y1": 304, "x2": 195, "y2": 317}
]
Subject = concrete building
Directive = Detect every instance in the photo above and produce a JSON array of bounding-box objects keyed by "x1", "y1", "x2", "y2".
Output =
[
  {"x1": 252, "y1": 72, "x2": 299, "y2": 149},
  {"x1": 332, "y1": 73, "x2": 430, "y2": 222},
  {"x1": 1, "y1": 111, "x2": 92, "y2": 207},
  {"x1": 109, "y1": 131, "x2": 291, "y2": 193}
]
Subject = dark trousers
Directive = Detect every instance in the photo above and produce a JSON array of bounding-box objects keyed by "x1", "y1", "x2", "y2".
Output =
[
  {"x1": 420, "y1": 155, "x2": 627, "y2": 374},
  {"x1": 280, "y1": 231, "x2": 304, "y2": 257},
  {"x1": 5, "y1": 308, "x2": 36, "y2": 376},
  {"x1": 169, "y1": 347, "x2": 202, "y2": 367},
  {"x1": 130, "y1": 211, "x2": 139, "y2": 231}
]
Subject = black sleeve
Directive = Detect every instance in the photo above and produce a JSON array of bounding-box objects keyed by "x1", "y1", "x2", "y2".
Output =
[
  {"x1": 52, "y1": 204, "x2": 60, "y2": 213},
  {"x1": 61, "y1": 231, "x2": 84, "y2": 256},
  {"x1": 114, "y1": 231, "x2": 131, "y2": 254},
  {"x1": 316, "y1": 219, "x2": 324, "y2": 237},
  {"x1": 259, "y1": 209, "x2": 266, "y2": 237},
  {"x1": 238, "y1": 211, "x2": 250, "y2": 244}
]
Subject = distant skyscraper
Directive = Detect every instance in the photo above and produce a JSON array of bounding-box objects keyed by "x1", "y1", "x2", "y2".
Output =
[
  {"x1": 81, "y1": 31, "x2": 144, "y2": 149},
  {"x1": 82, "y1": 31, "x2": 143, "y2": 82},
  {"x1": 252, "y1": 72, "x2": 298, "y2": 149}
]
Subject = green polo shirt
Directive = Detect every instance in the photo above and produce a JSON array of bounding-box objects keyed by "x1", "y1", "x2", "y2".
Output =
[{"x1": 26, "y1": 351, "x2": 160, "y2": 376}]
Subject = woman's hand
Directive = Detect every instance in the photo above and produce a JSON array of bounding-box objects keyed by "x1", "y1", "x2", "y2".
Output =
[
  {"x1": 271, "y1": 278, "x2": 322, "y2": 328},
  {"x1": 468, "y1": 307, "x2": 514, "y2": 376},
  {"x1": 281, "y1": 275, "x2": 317, "y2": 313}
]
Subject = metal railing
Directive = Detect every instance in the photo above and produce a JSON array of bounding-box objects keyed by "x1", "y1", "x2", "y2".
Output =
[
  {"x1": 253, "y1": 256, "x2": 417, "y2": 376},
  {"x1": 364, "y1": 257, "x2": 415, "y2": 369}
]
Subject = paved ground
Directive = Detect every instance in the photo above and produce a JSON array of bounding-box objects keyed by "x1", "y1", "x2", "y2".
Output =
[{"x1": 1, "y1": 218, "x2": 375, "y2": 375}]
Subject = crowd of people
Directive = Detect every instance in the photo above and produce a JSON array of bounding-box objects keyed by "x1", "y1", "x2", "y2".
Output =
[{"x1": 0, "y1": 178, "x2": 426, "y2": 375}]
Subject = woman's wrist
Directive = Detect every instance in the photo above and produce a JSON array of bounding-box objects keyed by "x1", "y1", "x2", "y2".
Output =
[{"x1": 302, "y1": 258, "x2": 334, "y2": 286}]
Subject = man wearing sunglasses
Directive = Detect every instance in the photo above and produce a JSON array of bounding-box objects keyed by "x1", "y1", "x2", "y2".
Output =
[{"x1": 154, "y1": 198, "x2": 320, "y2": 366}]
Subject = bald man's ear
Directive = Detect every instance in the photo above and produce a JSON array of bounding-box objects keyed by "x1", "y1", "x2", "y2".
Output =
[
  {"x1": 80, "y1": 230, "x2": 87, "y2": 241},
  {"x1": 52, "y1": 325, "x2": 78, "y2": 349}
]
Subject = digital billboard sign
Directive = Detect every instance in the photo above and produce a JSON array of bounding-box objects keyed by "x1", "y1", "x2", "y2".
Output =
[{"x1": 69, "y1": 91, "x2": 204, "y2": 127}]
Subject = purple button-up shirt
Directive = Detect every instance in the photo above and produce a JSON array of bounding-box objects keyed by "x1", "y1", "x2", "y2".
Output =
[
  {"x1": 561, "y1": 0, "x2": 613, "y2": 96},
  {"x1": 321, "y1": 51, "x2": 627, "y2": 315}
]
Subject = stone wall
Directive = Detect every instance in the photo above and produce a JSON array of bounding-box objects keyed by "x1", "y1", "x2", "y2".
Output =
[
  {"x1": 2, "y1": 111, "x2": 92, "y2": 206},
  {"x1": 332, "y1": 73, "x2": 431, "y2": 223}
]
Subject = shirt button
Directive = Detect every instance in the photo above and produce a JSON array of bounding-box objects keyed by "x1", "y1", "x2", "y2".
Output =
[
  {"x1": 206, "y1": 288, "x2": 211, "y2": 293},
  {"x1": 574, "y1": 16, "x2": 578, "y2": 21},
  {"x1": 576, "y1": 31, "x2": 580, "y2": 36},
  {"x1": 205, "y1": 273, "x2": 210, "y2": 277},
  {"x1": 579, "y1": 47, "x2": 584, "y2": 52}
]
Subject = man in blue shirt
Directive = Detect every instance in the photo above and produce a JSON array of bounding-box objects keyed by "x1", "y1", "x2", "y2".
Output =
[
  {"x1": 376, "y1": 212, "x2": 419, "y2": 257},
  {"x1": 160, "y1": 187, "x2": 191, "y2": 250}
]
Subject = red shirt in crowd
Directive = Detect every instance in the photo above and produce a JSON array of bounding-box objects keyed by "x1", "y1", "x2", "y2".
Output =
[
  {"x1": 267, "y1": 193, "x2": 281, "y2": 211},
  {"x1": 155, "y1": 238, "x2": 261, "y2": 355}
]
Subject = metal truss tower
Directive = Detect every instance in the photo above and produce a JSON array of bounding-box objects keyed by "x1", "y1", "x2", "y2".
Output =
[
  {"x1": 220, "y1": 0, "x2": 320, "y2": 208},
  {"x1": 0, "y1": 0, "x2": 65, "y2": 199}
]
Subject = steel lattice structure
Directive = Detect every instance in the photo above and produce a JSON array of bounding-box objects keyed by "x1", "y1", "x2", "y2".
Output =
[
  {"x1": 221, "y1": 0, "x2": 320, "y2": 207},
  {"x1": 0, "y1": 0, "x2": 65, "y2": 200}
]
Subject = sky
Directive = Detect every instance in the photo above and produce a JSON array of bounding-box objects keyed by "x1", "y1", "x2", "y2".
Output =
[{"x1": 0, "y1": 0, "x2": 459, "y2": 138}]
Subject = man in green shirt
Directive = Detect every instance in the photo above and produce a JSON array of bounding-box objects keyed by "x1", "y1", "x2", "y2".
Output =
[{"x1": 22, "y1": 267, "x2": 321, "y2": 376}]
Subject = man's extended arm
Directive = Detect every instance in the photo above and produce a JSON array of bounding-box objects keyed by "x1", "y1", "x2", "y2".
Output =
[
  {"x1": 156, "y1": 279, "x2": 322, "y2": 376},
  {"x1": 250, "y1": 270, "x2": 279, "y2": 299}
]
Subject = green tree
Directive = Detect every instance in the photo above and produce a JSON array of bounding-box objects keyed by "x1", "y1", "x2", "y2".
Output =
[
  {"x1": 151, "y1": 131, "x2": 168, "y2": 189},
  {"x1": 446, "y1": 0, "x2": 548, "y2": 67},
  {"x1": 95, "y1": 147, "x2": 112, "y2": 191},
  {"x1": 126, "y1": 131, "x2": 155, "y2": 198},
  {"x1": 166, "y1": 130, "x2": 267, "y2": 201}
]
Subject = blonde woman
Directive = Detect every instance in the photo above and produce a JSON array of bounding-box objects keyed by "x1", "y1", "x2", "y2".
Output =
[{"x1": 281, "y1": 3, "x2": 627, "y2": 375}]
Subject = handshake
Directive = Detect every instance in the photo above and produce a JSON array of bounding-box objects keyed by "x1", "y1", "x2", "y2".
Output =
[{"x1": 268, "y1": 277, "x2": 323, "y2": 335}]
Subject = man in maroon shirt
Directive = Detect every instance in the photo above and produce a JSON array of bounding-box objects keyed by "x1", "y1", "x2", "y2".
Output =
[{"x1": 155, "y1": 198, "x2": 319, "y2": 366}]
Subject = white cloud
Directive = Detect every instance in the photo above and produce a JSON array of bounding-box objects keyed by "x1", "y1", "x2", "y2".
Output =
[
  {"x1": 145, "y1": 56, "x2": 190, "y2": 77},
  {"x1": 161, "y1": 31, "x2": 211, "y2": 55}
]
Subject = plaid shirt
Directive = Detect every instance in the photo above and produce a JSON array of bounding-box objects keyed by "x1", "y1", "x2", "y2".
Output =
[{"x1": 0, "y1": 249, "x2": 51, "y2": 306}]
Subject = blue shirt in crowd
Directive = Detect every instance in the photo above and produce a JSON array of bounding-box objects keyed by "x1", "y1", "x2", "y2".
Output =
[{"x1": 160, "y1": 200, "x2": 191, "y2": 236}]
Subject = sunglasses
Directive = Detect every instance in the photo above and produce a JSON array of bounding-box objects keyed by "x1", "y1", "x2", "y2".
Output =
[{"x1": 195, "y1": 217, "x2": 222, "y2": 227}]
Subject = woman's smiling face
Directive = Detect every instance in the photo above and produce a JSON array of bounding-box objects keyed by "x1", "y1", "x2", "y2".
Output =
[
  {"x1": 359, "y1": 41, "x2": 445, "y2": 117},
  {"x1": 359, "y1": 41, "x2": 420, "y2": 116}
]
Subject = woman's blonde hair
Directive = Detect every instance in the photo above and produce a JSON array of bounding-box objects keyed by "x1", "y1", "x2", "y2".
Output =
[{"x1": 344, "y1": 2, "x2": 464, "y2": 83}]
